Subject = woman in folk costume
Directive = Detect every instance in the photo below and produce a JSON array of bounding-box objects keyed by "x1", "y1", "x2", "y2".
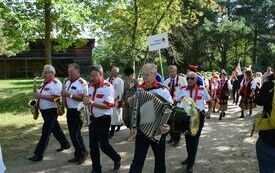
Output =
[
  {"x1": 122, "y1": 67, "x2": 139, "y2": 141},
  {"x1": 107, "y1": 66, "x2": 124, "y2": 139},
  {"x1": 217, "y1": 70, "x2": 232, "y2": 120},
  {"x1": 208, "y1": 72, "x2": 219, "y2": 117},
  {"x1": 239, "y1": 70, "x2": 257, "y2": 118}
]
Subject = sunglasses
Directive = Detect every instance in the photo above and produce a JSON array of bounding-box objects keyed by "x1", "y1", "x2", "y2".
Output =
[{"x1": 186, "y1": 77, "x2": 195, "y2": 81}]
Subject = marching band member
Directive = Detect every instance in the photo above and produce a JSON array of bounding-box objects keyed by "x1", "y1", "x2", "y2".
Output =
[
  {"x1": 83, "y1": 65, "x2": 121, "y2": 173},
  {"x1": 28, "y1": 65, "x2": 70, "y2": 162},
  {"x1": 217, "y1": 71, "x2": 232, "y2": 120},
  {"x1": 175, "y1": 71, "x2": 212, "y2": 173},
  {"x1": 129, "y1": 63, "x2": 172, "y2": 173},
  {"x1": 106, "y1": 66, "x2": 124, "y2": 139},
  {"x1": 61, "y1": 63, "x2": 88, "y2": 164},
  {"x1": 239, "y1": 70, "x2": 257, "y2": 118},
  {"x1": 122, "y1": 67, "x2": 139, "y2": 142},
  {"x1": 164, "y1": 65, "x2": 187, "y2": 147}
]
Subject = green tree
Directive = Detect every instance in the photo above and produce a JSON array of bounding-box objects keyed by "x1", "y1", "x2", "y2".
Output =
[
  {"x1": 87, "y1": 0, "x2": 182, "y2": 71},
  {"x1": 0, "y1": 0, "x2": 91, "y2": 64}
]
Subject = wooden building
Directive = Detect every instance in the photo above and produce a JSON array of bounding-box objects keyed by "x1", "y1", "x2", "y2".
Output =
[{"x1": 0, "y1": 39, "x2": 95, "y2": 78}]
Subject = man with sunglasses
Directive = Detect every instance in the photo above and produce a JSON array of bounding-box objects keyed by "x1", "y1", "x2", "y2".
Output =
[{"x1": 175, "y1": 71, "x2": 212, "y2": 173}]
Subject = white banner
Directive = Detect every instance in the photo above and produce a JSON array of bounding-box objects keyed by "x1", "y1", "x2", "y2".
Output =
[
  {"x1": 148, "y1": 33, "x2": 169, "y2": 51},
  {"x1": 0, "y1": 146, "x2": 6, "y2": 173}
]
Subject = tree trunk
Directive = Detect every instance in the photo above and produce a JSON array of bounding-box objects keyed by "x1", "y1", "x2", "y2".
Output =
[
  {"x1": 221, "y1": 51, "x2": 227, "y2": 70},
  {"x1": 131, "y1": 0, "x2": 139, "y2": 76},
  {"x1": 44, "y1": 0, "x2": 52, "y2": 65},
  {"x1": 252, "y1": 28, "x2": 258, "y2": 65}
]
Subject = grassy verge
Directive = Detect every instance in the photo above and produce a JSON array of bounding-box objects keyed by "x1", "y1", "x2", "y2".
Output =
[{"x1": 0, "y1": 79, "x2": 68, "y2": 165}]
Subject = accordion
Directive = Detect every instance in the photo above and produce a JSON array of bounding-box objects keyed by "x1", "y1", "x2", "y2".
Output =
[
  {"x1": 131, "y1": 89, "x2": 173, "y2": 142},
  {"x1": 131, "y1": 90, "x2": 200, "y2": 142}
]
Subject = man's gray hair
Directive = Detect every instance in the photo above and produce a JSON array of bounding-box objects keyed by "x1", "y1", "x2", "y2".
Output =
[
  {"x1": 43, "y1": 64, "x2": 56, "y2": 75},
  {"x1": 187, "y1": 71, "x2": 197, "y2": 78},
  {"x1": 168, "y1": 65, "x2": 177, "y2": 71},
  {"x1": 142, "y1": 63, "x2": 158, "y2": 75},
  {"x1": 111, "y1": 66, "x2": 120, "y2": 73},
  {"x1": 89, "y1": 65, "x2": 104, "y2": 75}
]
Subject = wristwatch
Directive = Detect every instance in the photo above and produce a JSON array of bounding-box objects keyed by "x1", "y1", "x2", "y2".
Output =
[{"x1": 70, "y1": 93, "x2": 73, "y2": 99}]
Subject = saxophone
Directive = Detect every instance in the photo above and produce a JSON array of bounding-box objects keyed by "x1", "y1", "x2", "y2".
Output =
[
  {"x1": 54, "y1": 78, "x2": 67, "y2": 116},
  {"x1": 28, "y1": 77, "x2": 40, "y2": 120}
]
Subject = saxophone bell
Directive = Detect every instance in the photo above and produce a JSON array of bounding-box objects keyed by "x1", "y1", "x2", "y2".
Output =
[{"x1": 29, "y1": 77, "x2": 40, "y2": 120}]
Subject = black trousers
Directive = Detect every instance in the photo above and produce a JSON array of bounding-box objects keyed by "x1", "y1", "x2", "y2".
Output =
[
  {"x1": 184, "y1": 111, "x2": 205, "y2": 169},
  {"x1": 169, "y1": 131, "x2": 180, "y2": 142},
  {"x1": 89, "y1": 115, "x2": 121, "y2": 172},
  {"x1": 129, "y1": 131, "x2": 166, "y2": 173},
  {"x1": 67, "y1": 108, "x2": 87, "y2": 158},
  {"x1": 232, "y1": 88, "x2": 239, "y2": 104},
  {"x1": 34, "y1": 108, "x2": 69, "y2": 157}
]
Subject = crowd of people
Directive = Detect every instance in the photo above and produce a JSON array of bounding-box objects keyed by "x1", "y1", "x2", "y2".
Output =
[{"x1": 27, "y1": 63, "x2": 275, "y2": 173}]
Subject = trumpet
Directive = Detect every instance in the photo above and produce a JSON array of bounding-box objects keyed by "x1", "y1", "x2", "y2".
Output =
[
  {"x1": 29, "y1": 77, "x2": 40, "y2": 120},
  {"x1": 55, "y1": 78, "x2": 67, "y2": 116}
]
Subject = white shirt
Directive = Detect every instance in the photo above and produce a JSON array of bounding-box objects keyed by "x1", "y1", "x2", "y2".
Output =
[
  {"x1": 175, "y1": 85, "x2": 211, "y2": 111},
  {"x1": 39, "y1": 78, "x2": 62, "y2": 110},
  {"x1": 240, "y1": 79, "x2": 257, "y2": 90},
  {"x1": 139, "y1": 81, "x2": 173, "y2": 103},
  {"x1": 163, "y1": 75, "x2": 187, "y2": 98},
  {"x1": 88, "y1": 80, "x2": 114, "y2": 118},
  {"x1": 64, "y1": 77, "x2": 88, "y2": 109},
  {"x1": 106, "y1": 76, "x2": 124, "y2": 106}
]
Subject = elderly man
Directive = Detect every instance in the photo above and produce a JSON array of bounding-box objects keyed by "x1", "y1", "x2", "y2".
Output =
[
  {"x1": 61, "y1": 63, "x2": 88, "y2": 164},
  {"x1": 164, "y1": 65, "x2": 187, "y2": 147},
  {"x1": 106, "y1": 66, "x2": 124, "y2": 139},
  {"x1": 129, "y1": 63, "x2": 172, "y2": 173},
  {"x1": 28, "y1": 65, "x2": 70, "y2": 162},
  {"x1": 175, "y1": 71, "x2": 212, "y2": 173},
  {"x1": 83, "y1": 65, "x2": 121, "y2": 173}
]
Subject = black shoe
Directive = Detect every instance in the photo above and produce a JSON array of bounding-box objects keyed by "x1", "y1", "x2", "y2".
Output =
[
  {"x1": 186, "y1": 167, "x2": 193, "y2": 173},
  {"x1": 68, "y1": 157, "x2": 79, "y2": 162},
  {"x1": 90, "y1": 170, "x2": 102, "y2": 173},
  {"x1": 28, "y1": 155, "x2": 43, "y2": 162},
  {"x1": 167, "y1": 139, "x2": 174, "y2": 144},
  {"x1": 223, "y1": 112, "x2": 226, "y2": 117},
  {"x1": 109, "y1": 133, "x2": 114, "y2": 139},
  {"x1": 78, "y1": 151, "x2": 89, "y2": 164},
  {"x1": 114, "y1": 159, "x2": 121, "y2": 171},
  {"x1": 239, "y1": 111, "x2": 244, "y2": 118},
  {"x1": 115, "y1": 125, "x2": 122, "y2": 132},
  {"x1": 173, "y1": 141, "x2": 180, "y2": 147},
  {"x1": 181, "y1": 159, "x2": 188, "y2": 165},
  {"x1": 219, "y1": 113, "x2": 222, "y2": 120},
  {"x1": 56, "y1": 144, "x2": 70, "y2": 152}
]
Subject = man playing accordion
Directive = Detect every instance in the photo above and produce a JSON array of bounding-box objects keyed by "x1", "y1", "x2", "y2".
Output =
[
  {"x1": 129, "y1": 63, "x2": 172, "y2": 173},
  {"x1": 174, "y1": 71, "x2": 212, "y2": 173}
]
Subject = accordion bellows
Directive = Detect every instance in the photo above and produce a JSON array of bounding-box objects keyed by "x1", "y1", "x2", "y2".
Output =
[{"x1": 132, "y1": 89, "x2": 173, "y2": 142}]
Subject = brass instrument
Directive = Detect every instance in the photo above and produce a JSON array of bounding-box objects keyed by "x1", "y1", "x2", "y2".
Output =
[
  {"x1": 55, "y1": 78, "x2": 67, "y2": 116},
  {"x1": 28, "y1": 77, "x2": 40, "y2": 120},
  {"x1": 77, "y1": 83, "x2": 90, "y2": 126}
]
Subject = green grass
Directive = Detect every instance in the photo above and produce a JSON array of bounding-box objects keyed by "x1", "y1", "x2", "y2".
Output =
[{"x1": 0, "y1": 79, "x2": 68, "y2": 165}]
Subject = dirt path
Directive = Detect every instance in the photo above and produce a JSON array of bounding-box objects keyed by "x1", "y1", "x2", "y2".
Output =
[{"x1": 5, "y1": 102, "x2": 261, "y2": 173}]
